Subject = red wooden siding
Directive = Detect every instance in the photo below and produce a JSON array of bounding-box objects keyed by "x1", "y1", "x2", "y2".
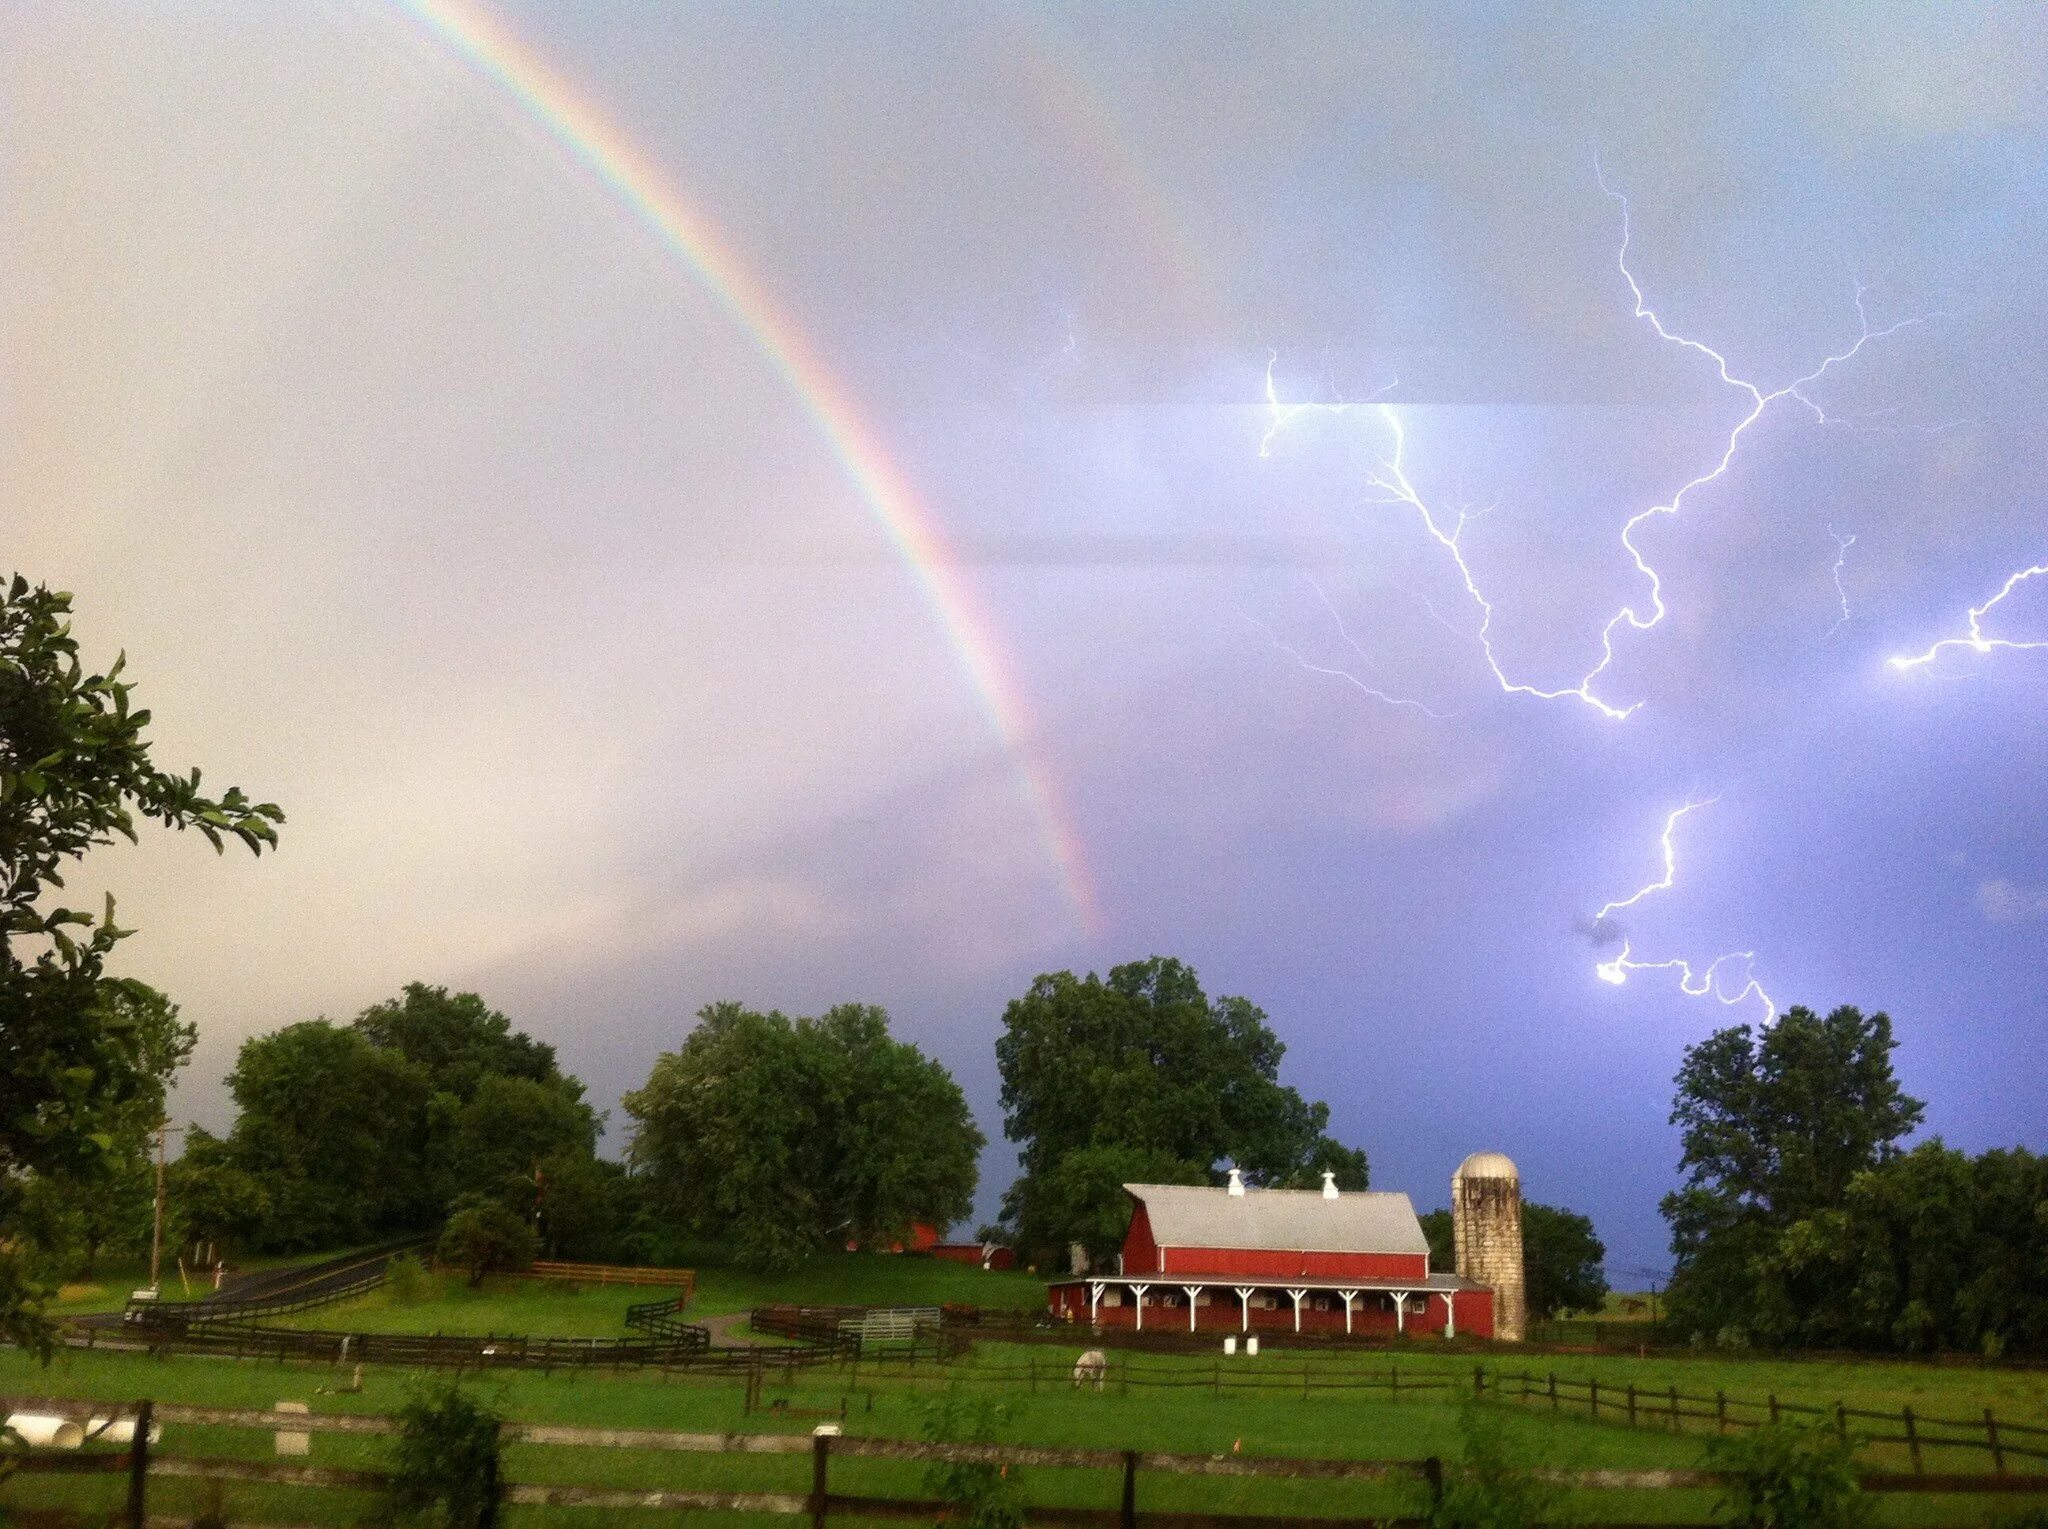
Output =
[
  {"x1": 1123, "y1": 1203, "x2": 1161, "y2": 1273},
  {"x1": 1153, "y1": 1247, "x2": 1428, "y2": 1281}
]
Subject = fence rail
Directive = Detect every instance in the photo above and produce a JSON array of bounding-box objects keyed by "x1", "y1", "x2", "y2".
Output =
[
  {"x1": 1481, "y1": 1366, "x2": 2048, "y2": 1473},
  {"x1": 116, "y1": 1239, "x2": 426, "y2": 1332},
  {"x1": 523, "y1": 1260, "x2": 696, "y2": 1295},
  {"x1": 5, "y1": 1393, "x2": 2045, "y2": 1529}
]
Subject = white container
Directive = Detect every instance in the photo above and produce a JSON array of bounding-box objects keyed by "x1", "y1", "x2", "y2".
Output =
[
  {"x1": 1222, "y1": 1336, "x2": 1237, "y2": 1356},
  {"x1": 6, "y1": 1414, "x2": 84, "y2": 1449},
  {"x1": 1245, "y1": 1336, "x2": 1259, "y2": 1356}
]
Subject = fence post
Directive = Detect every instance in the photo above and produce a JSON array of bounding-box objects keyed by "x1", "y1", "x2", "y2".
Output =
[
  {"x1": 1669, "y1": 1385, "x2": 1680, "y2": 1431},
  {"x1": 1902, "y1": 1406, "x2": 1922, "y2": 1475},
  {"x1": 1473, "y1": 1364, "x2": 1486, "y2": 1398},
  {"x1": 1835, "y1": 1402, "x2": 1848, "y2": 1447},
  {"x1": 1985, "y1": 1408, "x2": 2006, "y2": 1475},
  {"x1": 1768, "y1": 1393, "x2": 1780, "y2": 1426},
  {"x1": 1212, "y1": 1360, "x2": 1220, "y2": 1398},
  {"x1": 1626, "y1": 1383, "x2": 1637, "y2": 1427},
  {"x1": 125, "y1": 1399, "x2": 152, "y2": 1529},
  {"x1": 1029, "y1": 1356, "x2": 1037, "y2": 1394},
  {"x1": 1120, "y1": 1450, "x2": 1138, "y2": 1529},
  {"x1": 1716, "y1": 1391, "x2": 1727, "y2": 1433},
  {"x1": 1390, "y1": 1365, "x2": 1398, "y2": 1401},
  {"x1": 1549, "y1": 1373, "x2": 1558, "y2": 1412},
  {"x1": 480, "y1": 1418, "x2": 502, "y2": 1529},
  {"x1": 1421, "y1": 1456, "x2": 1444, "y2": 1513},
  {"x1": 811, "y1": 1431, "x2": 832, "y2": 1529},
  {"x1": 1588, "y1": 1378, "x2": 1599, "y2": 1418}
]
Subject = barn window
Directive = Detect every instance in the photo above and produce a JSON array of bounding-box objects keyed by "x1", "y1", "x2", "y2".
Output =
[{"x1": 1102, "y1": 1290, "x2": 1123, "y2": 1307}]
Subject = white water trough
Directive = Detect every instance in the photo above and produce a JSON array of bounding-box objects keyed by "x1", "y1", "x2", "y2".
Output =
[{"x1": 5, "y1": 1413, "x2": 160, "y2": 1449}]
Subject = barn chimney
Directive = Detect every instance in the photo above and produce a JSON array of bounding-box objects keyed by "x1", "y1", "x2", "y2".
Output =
[
  {"x1": 1227, "y1": 1167, "x2": 1245, "y2": 1196},
  {"x1": 1321, "y1": 1171, "x2": 1338, "y2": 1199}
]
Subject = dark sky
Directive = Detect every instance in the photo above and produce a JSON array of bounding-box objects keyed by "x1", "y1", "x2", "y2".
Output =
[{"x1": 7, "y1": 2, "x2": 2044, "y2": 1279}]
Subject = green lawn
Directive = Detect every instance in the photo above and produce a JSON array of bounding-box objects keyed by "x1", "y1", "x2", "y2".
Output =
[
  {"x1": 17, "y1": 1250, "x2": 2047, "y2": 1525},
  {"x1": 8, "y1": 1338, "x2": 2047, "y2": 1527}
]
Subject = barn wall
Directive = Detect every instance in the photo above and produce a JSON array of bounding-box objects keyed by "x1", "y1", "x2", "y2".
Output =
[
  {"x1": 1156, "y1": 1248, "x2": 1428, "y2": 1280},
  {"x1": 1122, "y1": 1204, "x2": 1161, "y2": 1274}
]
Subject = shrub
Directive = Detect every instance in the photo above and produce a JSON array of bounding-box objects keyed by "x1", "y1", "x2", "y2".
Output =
[
  {"x1": 1427, "y1": 1400, "x2": 1562, "y2": 1529},
  {"x1": 437, "y1": 1204, "x2": 537, "y2": 1289},
  {"x1": 916, "y1": 1388, "x2": 1022, "y2": 1529},
  {"x1": 1708, "y1": 1423, "x2": 1859, "y2": 1529},
  {"x1": 383, "y1": 1382, "x2": 503, "y2": 1529},
  {"x1": 385, "y1": 1254, "x2": 430, "y2": 1305}
]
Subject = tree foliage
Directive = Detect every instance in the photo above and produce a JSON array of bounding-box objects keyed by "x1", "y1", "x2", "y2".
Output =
[
  {"x1": 994, "y1": 957, "x2": 1367, "y2": 1264},
  {"x1": 383, "y1": 1382, "x2": 503, "y2": 1528},
  {"x1": 437, "y1": 1202, "x2": 538, "y2": 1288},
  {"x1": 1, "y1": 576, "x2": 280, "y2": 1349},
  {"x1": 1661, "y1": 1005, "x2": 1924, "y2": 1346},
  {"x1": 624, "y1": 1001, "x2": 982, "y2": 1270},
  {"x1": 1418, "y1": 1202, "x2": 1609, "y2": 1322}
]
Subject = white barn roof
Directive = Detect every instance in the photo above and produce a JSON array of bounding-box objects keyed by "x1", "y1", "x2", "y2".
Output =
[{"x1": 1125, "y1": 1182, "x2": 1430, "y2": 1256}]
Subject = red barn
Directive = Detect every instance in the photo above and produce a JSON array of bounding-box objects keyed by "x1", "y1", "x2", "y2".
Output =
[{"x1": 1045, "y1": 1169, "x2": 1494, "y2": 1338}]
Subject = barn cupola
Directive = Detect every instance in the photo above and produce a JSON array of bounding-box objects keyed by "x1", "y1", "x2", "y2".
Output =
[
  {"x1": 1321, "y1": 1170, "x2": 1339, "y2": 1199},
  {"x1": 1226, "y1": 1167, "x2": 1245, "y2": 1196}
]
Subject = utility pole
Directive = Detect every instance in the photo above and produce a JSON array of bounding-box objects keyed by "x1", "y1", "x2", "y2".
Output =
[{"x1": 149, "y1": 1120, "x2": 184, "y2": 1293}]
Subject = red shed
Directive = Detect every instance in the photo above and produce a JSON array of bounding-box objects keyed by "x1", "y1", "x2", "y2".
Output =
[{"x1": 1046, "y1": 1169, "x2": 1495, "y2": 1339}]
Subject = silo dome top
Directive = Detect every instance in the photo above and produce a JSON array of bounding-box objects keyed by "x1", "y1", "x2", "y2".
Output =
[{"x1": 1456, "y1": 1151, "x2": 1519, "y2": 1181}]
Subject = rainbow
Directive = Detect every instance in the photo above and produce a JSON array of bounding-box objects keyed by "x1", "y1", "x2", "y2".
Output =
[{"x1": 395, "y1": 0, "x2": 1097, "y2": 934}]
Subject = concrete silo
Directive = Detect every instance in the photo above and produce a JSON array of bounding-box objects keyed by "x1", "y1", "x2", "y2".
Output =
[{"x1": 1452, "y1": 1151, "x2": 1527, "y2": 1342}]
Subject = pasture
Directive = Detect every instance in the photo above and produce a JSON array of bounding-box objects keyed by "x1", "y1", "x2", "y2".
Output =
[{"x1": 11, "y1": 1253, "x2": 2047, "y2": 1524}]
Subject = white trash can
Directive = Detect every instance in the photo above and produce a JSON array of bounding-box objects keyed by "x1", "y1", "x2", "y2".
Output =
[
  {"x1": 1223, "y1": 1336, "x2": 1236, "y2": 1355},
  {"x1": 1246, "y1": 1336, "x2": 1259, "y2": 1356}
]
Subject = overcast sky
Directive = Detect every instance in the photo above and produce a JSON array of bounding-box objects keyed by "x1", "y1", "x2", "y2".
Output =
[{"x1": 6, "y1": 1, "x2": 2045, "y2": 1278}]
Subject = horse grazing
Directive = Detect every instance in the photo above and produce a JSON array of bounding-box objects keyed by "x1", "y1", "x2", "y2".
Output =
[{"x1": 1072, "y1": 1349, "x2": 1107, "y2": 1391}]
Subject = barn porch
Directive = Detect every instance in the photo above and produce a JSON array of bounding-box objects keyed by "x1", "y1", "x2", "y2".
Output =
[{"x1": 1045, "y1": 1273, "x2": 1494, "y2": 1339}]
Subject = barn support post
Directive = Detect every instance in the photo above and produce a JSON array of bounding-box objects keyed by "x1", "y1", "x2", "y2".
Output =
[
  {"x1": 1184, "y1": 1285, "x2": 1201, "y2": 1332},
  {"x1": 1235, "y1": 1287, "x2": 1255, "y2": 1333},
  {"x1": 1287, "y1": 1289, "x2": 1307, "y2": 1334},
  {"x1": 1089, "y1": 1281, "x2": 1104, "y2": 1325},
  {"x1": 1130, "y1": 1283, "x2": 1150, "y2": 1332},
  {"x1": 1338, "y1": 1290, "x2": 1358, "y2": 1336},
  {"x1": 1443, "y1": 1293, "x2": 1456, "y2": 1340},
  {"x1": 1387, "y1": 1291, "x2": 1406, "y2": 1336}
]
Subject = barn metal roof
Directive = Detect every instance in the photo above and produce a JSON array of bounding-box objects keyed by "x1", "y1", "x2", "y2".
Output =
[{"x1": 1124, "y1": 1183, "x2": 1431, "y2": 1257}]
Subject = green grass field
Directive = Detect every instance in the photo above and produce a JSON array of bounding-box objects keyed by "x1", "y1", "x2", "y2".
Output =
[{"x1": 11, "y1": 1253, "x2": 2048, "y2": 1526}]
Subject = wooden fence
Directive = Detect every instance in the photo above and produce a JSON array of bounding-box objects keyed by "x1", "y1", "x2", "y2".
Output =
[
  {"x1": 5, "y1": 1394, "x2": 2046, "y2": 1529},
  {"x1": 1479, "y1": 1366, "x2": 2048, "y2": 1474},
  {"x1": 522, "y1": 1260, "x2": 696, "y2": 1296}
]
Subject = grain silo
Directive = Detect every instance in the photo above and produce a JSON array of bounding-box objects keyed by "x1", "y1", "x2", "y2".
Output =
[{"x1": 1452, "y1": 1151, "x2": 1527, "y2": 1341}]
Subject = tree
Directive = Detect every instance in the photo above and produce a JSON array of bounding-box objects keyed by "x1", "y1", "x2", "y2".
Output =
[
  {"x1": 1661, "y1": 1005, "x2": 1923, "y2": 1344},
  {"x1": 1, "y1": 576, "x2": 280, "y2": 1350},
  {"x1": 216, "y1": 1022, "x2": 434, "y2": 1249},
  {"x1": 353, "y1": 983, "x2": 559, "y2": 1102},
  {"x1": 1033, "y1": 1144, "x2": 1205, "y2": 1270},
  {"x1": 625, "y1": 1001, "x2": 983, "y2": 1270},
  {"x1": 994, "y1": 958, "x2": 1368, "y2": 1264},
  {"x1": 168, "y1": 1129, "x2": 272, "y2": 1258},
  {"x1": 437, "y1": 1202, "x2": 538, "y2": 1287},
  {"x1": 446, "y1": 1073, "x2": 598, "y2": 1208}
]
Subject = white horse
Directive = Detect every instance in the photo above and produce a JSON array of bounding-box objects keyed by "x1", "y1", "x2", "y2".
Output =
[{"x1": 1071, "y1": 1349, "x2": 1107, "y2": 1391}]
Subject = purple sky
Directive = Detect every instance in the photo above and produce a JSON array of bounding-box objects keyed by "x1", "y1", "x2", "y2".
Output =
[{"x1": 8, "y1": 2, "x2": 2045, "y2": 1278}]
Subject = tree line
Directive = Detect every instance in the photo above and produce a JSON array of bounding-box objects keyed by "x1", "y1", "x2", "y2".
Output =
[{"x1": 1660, "y1": 1003, "x2": 2048, "y2": 1356}]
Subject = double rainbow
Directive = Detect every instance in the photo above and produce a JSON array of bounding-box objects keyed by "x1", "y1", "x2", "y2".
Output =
[{"x1": 398, "y1": 0, "x2": 1097, "y2": 935}]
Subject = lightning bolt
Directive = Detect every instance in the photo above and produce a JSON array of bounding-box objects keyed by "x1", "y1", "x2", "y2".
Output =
[
  {"x1": 1259, "y1": 351, "x2": 1393, "y2": 458},
  {"x1": 1827, "y1": 527, "x2": 1856, "y2": 637},
  {"x1": 1262, "y1": 169, "x2": 1937, "y2": 718},
  {"x1": 1589, "y1": 798, "x2": 1776, "y2": 1023},
  {"x1": 1592, "y1": 797, "x2": 1719, "y2": 923},
  {"x1": 1887, "y1": 561, "x2": 2048, "y2": 672},
  {"x1": 1244, "y1": 583, "x2": 1451, "y2": 718}
]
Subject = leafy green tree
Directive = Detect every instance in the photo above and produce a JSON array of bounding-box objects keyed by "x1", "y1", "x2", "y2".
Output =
[
  {"x1": 1035, "y1": 1144, "x2": 1206, "y2": 1270},
  {"x1": 447, "y1": 1074, "x2": 598, "y2": 1207},
  {"x1": 168, "y1": 1129, "x2": 272, "y2": 1258},
  {"x1": 353, "y1": 983, "x2": 560, "y2": 1102},
  {"x1": 1, "y1": 576, "x2": 280, "y2": 1349},
  {"x1": 218, "y1": 1022, "x2": 434, "y2": 1249},
  {"x1": 1662, "y1": 1005, "x2": 1922, "y2": 1345},
  {"x1": 625, "y1": 1001, "x2": 983, "y2": 1270},
  {"x1": 995, "y1": 958, "x2": 1367, "y2": 1263},
  {"x1": 437, "y1": 1201, "x2": 538, "y2": 1287}
]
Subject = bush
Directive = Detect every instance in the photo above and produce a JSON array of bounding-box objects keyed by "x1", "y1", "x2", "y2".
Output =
[
  {"x1": 385, "y1": 1254, "x2": 430, "y2": 1305},
  {"x1": 383, "y1": 1382, "x2": 503, "y2": 1528},
  {"x1": 437, "y1": 1204, "x2": 538, "y2": 1289},
  {"x1": 1427, "y1": 1401, "x2": 1562, "y2": 1529},
  {"x1": 916, "y1": 1388, "x2": 1022, "y2": 1529},
  {"x1": 1708, "y1": 1423, "x2": 1859, "y2": 1529}
]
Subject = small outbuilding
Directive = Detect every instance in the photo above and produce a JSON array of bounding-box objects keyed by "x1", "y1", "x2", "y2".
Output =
[{"x1": 1044, "y1": 1168, "x2": 1497, "y2": 1338}]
